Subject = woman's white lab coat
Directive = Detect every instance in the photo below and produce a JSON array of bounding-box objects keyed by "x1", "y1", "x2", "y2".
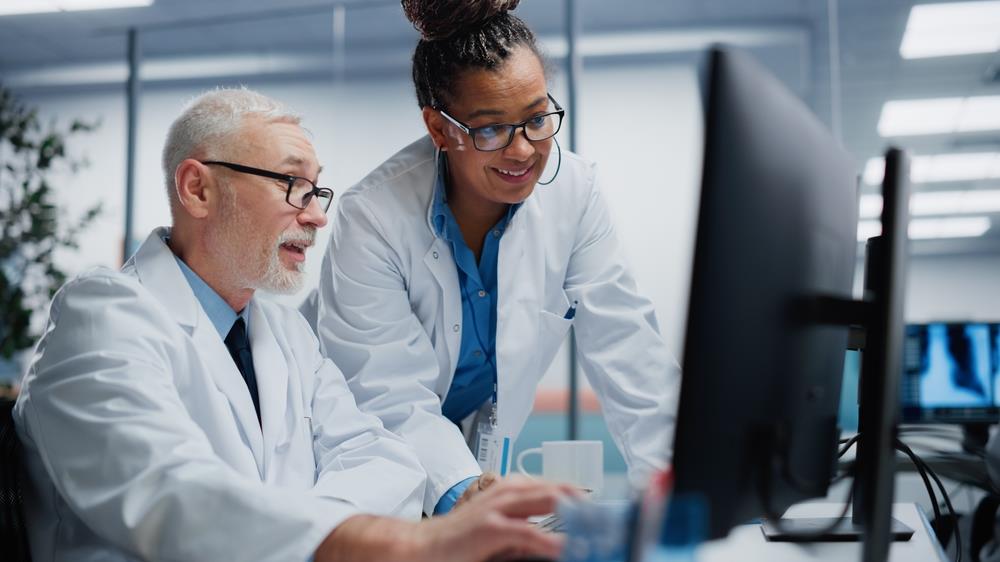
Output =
[
  {"x1": 315, "y1": 136, "x2": 681, "y2": 513},
  {"x1": 14, "y1": 228, "x2": 426, "y2": 561}
]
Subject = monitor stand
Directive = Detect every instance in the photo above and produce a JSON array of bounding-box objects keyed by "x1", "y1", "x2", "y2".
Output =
[
  {"x1": 760, "y1": 516, "x2": 914, "y2": 543},
  {"x1": 962, "y1": 422, "x2": 990, "y2": 454}
]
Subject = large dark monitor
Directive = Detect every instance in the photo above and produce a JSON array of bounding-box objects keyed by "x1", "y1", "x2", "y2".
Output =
[{"x1": 670, "y1": 45, "x2": 910, "y2": 561}]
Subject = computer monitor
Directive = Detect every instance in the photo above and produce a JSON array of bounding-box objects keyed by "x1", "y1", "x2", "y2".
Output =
[
  {"x1": 901, "y1": 322, "x2": 1000, "y2": 424},
  {"x1": 670, "y1": 45, "x2": 909, "y2": 559}
]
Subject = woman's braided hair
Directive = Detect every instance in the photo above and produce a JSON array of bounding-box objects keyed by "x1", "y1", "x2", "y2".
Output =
[{"x1": 402, "y1": 0, "x2": 544, "y2": 109}]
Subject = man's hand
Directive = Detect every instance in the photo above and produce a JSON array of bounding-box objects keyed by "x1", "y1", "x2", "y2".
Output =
[
  {"x1": 453, "y1": 471, "x2": 499, "y2": 511},
  {"x1": 314, "y1": 477, "x2": 578, "y2": 562}
]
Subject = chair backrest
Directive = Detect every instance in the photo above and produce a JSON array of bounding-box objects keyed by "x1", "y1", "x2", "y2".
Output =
[{"x1": 0, "y1": 398, "x2": 32, "y2": 562}]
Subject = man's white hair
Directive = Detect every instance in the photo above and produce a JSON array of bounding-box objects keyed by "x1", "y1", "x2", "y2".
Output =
[{"x1": 161, "y1": 87, "x2": 301, "y2": 215}]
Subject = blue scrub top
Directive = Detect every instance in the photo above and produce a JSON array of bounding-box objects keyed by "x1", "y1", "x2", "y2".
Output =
[{"x1": 432, "y1": 156, "x2": 520, "y2": 425}]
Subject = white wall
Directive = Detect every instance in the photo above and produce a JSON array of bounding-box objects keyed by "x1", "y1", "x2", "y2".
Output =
[{"x1": 905, "y1": 254, "x2": 1000, "y2": 322}]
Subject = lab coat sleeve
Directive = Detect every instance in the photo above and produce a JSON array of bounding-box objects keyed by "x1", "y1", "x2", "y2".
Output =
[
  {"x1": 316, "y1": 191, "x2": 482, "y2": 515},
  {"x1": 16, "y1": 273, "x2": 355, "y2": 562},
  {"x1": 304, "y1": 321, "x2": 427, "y2": 520},
  {"x1": 564, "y1": 163, "x2": 682, "y2": 486}
]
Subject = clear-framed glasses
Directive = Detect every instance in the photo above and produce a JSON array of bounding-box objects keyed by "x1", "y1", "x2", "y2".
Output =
[
  {"x1": 437, "y1": 93, "x2": 565, "y2": 152},
  {"x1": 200, "y1": 160, "x2": 334, "y2": 213}
]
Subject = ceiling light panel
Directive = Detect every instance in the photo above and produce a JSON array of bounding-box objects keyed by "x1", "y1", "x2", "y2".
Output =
[
  {"x1": 900, "y1": 1, "x2": 1000, "y2": 58},
  {"x1": 857, "y1": 217, "x2": 992, "y2": 240},
  {"x1": 858, "y1": 190, "x2": 1000, "y2": 220},
  {"x1": 864, "y1": 153, "x2": 1000, "y2": 185},
  {"x1": 877, "y1": 96, "x2": 1000, "y2": 136},
  {"x1": 0, "y1": 0, "x2": 152, "y2": 16}
]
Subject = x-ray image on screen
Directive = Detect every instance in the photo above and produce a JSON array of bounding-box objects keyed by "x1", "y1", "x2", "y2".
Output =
[{"x1": 900, "y1": 322, "x2": 1000, "y2": 423}]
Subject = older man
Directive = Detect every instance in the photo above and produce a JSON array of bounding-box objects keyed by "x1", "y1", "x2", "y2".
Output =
[{"x1": 13, "y1": 88, "x2": 567, "y2": 562}]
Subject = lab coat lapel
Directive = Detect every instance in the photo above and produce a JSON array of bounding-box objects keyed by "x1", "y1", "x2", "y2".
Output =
[
  {"x1": 495, "y1": 202, "x2": 541, "y2": 436},
  {"x1": 246, "y1": 299, "x2": 289, "y2": 480},
  {"x1": 423, "y1": 150, "x2": 462, "y2": 378},
  {"x1": 423, "y1": 240, "x2": 461, "y2": 380},
  {"x1": 132, "y1": 228, "x2": 265, "y2": 476},
  {"x1": 189, "y1": 318, "x2": 266, "y2": 476}
]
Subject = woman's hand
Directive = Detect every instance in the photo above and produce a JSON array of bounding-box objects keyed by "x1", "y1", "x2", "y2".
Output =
[{"x1": 454, "y1": 472, "x2": 500, "y2": 511}]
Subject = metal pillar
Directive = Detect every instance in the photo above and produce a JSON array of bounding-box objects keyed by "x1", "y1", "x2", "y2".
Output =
[
  {"x1": 565, "y1": 0, "x2": 582, "y2": 441},
  {"x1": 123, "y1": 28, "x2": 140, "y2": 263},
  {"x1": 332, "y1": 4, "x2": 347, "y2": 83}
]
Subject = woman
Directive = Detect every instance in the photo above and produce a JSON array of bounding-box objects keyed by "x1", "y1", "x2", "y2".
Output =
[{"x1": 313, "y1": 0, "x2": 681, "y2": 516}]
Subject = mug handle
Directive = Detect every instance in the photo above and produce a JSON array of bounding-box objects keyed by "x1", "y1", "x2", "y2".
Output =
[{"x1": 516, "y1": 447, "x2": 542, "y2": 478}]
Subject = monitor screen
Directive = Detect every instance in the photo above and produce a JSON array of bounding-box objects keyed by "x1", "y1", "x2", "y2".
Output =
[{"x1": 901, "y1": 322, "x2": 1000, "y2": 423}]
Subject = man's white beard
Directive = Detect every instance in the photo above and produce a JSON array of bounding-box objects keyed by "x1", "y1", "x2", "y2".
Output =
[
  {"x1": 216, "y1": 183, "x2": 314, "y2": 295},
  {"x1": 259, "y1": 228, "x2": 315, "y2": 294}
]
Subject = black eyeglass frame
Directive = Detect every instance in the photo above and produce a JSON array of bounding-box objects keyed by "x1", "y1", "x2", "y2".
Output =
[
  {"x1": 200, "y1": 160, "x2": 334, "y2": 213},
  {"x1": 437, "y1": 93, "x2": 566, "y2": 152}
]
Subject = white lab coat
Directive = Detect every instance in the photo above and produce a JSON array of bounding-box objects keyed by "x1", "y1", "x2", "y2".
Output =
[
  {"x1": 314, "y1": 136, "x2": 681, "y2": 513},
  {"x1": 14, "y1": 228, "x2": 426, "y2": 562}
]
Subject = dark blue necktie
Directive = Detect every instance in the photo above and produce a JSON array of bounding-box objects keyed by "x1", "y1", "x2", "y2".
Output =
[{"x1": 224, "y1": 317, "x2": 261, "y2": 425}]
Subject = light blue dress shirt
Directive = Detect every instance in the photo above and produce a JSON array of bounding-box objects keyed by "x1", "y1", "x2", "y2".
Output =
[
  {"x1": 173, "y1": 253, "x2": 244, "y2": 337},
  {"x1": 432, "y1": 156, "x2": 520, "y2": 514}
]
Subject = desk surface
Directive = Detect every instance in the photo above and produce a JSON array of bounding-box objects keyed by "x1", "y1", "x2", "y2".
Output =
[{"x1": 695, "y1": 502, "x2": 947, "y2": 562}]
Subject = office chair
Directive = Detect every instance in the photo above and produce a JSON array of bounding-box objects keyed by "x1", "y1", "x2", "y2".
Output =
[{"x1": 0, "y1": 398, "x2": 32, "y2": 562}]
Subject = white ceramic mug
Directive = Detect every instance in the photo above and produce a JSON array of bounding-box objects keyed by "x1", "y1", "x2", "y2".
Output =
[{"x1": 515, "y1": 440, "x2": 603, "y2": 493}]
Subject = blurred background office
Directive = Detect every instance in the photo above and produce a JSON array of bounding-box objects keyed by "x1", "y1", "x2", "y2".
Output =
[{"x1": 1, "y1": 0, "x2": 999, "y2": 481}]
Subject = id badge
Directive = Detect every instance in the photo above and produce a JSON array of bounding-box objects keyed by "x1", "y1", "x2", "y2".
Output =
[{"x1": 475, "y1": 420, "x2": 511, "y2": 476}]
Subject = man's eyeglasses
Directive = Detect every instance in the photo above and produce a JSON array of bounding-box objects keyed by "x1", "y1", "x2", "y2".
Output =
[
  {"x1": 200, "y1": 161, "x2": 334, "y2": 213},
  {"x1": 437, "y1": 93, "x2": 565, "y2": 152}
]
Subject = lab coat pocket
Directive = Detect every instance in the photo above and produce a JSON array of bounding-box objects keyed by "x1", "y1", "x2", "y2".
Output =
[{"x1": 537, "y1": 309, "x2": 573, "y2": 375}]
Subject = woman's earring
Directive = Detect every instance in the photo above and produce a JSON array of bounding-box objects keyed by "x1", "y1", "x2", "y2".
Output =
[{"x1": 537, "y1": 138, "x2": 562, "y2": 186}]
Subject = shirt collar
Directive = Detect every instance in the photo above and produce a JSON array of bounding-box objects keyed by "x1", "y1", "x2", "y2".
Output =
[{"x1": 173, "y1": 252, "x2": 244, "y2": 339}]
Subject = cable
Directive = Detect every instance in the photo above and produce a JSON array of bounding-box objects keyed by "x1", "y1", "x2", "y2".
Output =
[
  {"x1": 839, "y1": 434, "x2": 859, "y2": 457},
  {"x1": 895, "y1": 438, "x2": 943, "y2": 528},
  {"x1": 921, "y1": 455, "x2": 962, "y2": 562},
  {"x1": 897, "y1": 438, "x2": 962, "y2": 562}
]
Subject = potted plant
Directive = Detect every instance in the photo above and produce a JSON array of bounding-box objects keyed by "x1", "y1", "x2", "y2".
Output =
[{"x1": 0, "y1": 84, "x2": 101, "y2": 396}]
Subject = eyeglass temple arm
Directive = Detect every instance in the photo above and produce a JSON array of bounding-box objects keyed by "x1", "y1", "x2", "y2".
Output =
[{"x1": 438, "y1": 110, "x2": 470, "y2": 134}]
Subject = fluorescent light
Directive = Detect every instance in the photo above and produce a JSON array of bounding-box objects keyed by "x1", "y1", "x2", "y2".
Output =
[
  {"x1": 909, "y1": 216, "x2": 992, "y2": 239},
  {"x1": 863, "y1": 153, "x2": 1000, "y2": 185},
  {"x1": 913, "y1": 190, "x2": 1000, "y2": 215},
  {"x1": 857, "y1": 217, "x2": 992, "y2": 240},
  {"x1": 877, "y1": 96, "x2": 1000, "y2": 136},
  {"x1": 858, "y1": 190, "x2": 1000, "y2": 219},
  {"x1": 900, "y1": 1, "x2": 1000, "y2": 58},
  {"x1": 0, "y1": 0, "x2": 152, "y2": 16},
  {"x1": 958, "y1": 96, "x2": 1000, "y2": 132}
]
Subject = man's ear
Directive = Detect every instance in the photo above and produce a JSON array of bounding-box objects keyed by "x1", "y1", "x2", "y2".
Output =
[
  {"x1": 174, "y1": 159, "x2": 212, "y2": 219},
  {"x1": 422, "y1": 106, "x2": 449, "y2": 151}
]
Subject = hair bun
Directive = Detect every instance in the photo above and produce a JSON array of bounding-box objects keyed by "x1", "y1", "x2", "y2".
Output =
[{"x1": 402, "y1": 0, "x2": 521, "y2": 41}]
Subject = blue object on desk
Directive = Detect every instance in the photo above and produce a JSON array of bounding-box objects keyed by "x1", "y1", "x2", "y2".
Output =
[
  {"x1": 657, "y1": 493, "x2": 707, "y2": 560},
  {"x1": 559, "y1": 499, "x2": 630, "y2": 562}
]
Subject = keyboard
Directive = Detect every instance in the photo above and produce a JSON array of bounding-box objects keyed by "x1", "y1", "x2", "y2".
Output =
[{"x1": 535, "y1": 513, "x2": 567, "y2": 533}]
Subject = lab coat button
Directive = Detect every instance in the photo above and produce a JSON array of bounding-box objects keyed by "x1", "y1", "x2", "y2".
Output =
[
  {"x1": 432, "y1": 251, "x2": 439, "y2": 259},
  {"x1": 478, "y1": 290, "x2": 487, "y2": 298},
  {"x1": 453, "y1": 324, "x2": 460, "y2": 332}
]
